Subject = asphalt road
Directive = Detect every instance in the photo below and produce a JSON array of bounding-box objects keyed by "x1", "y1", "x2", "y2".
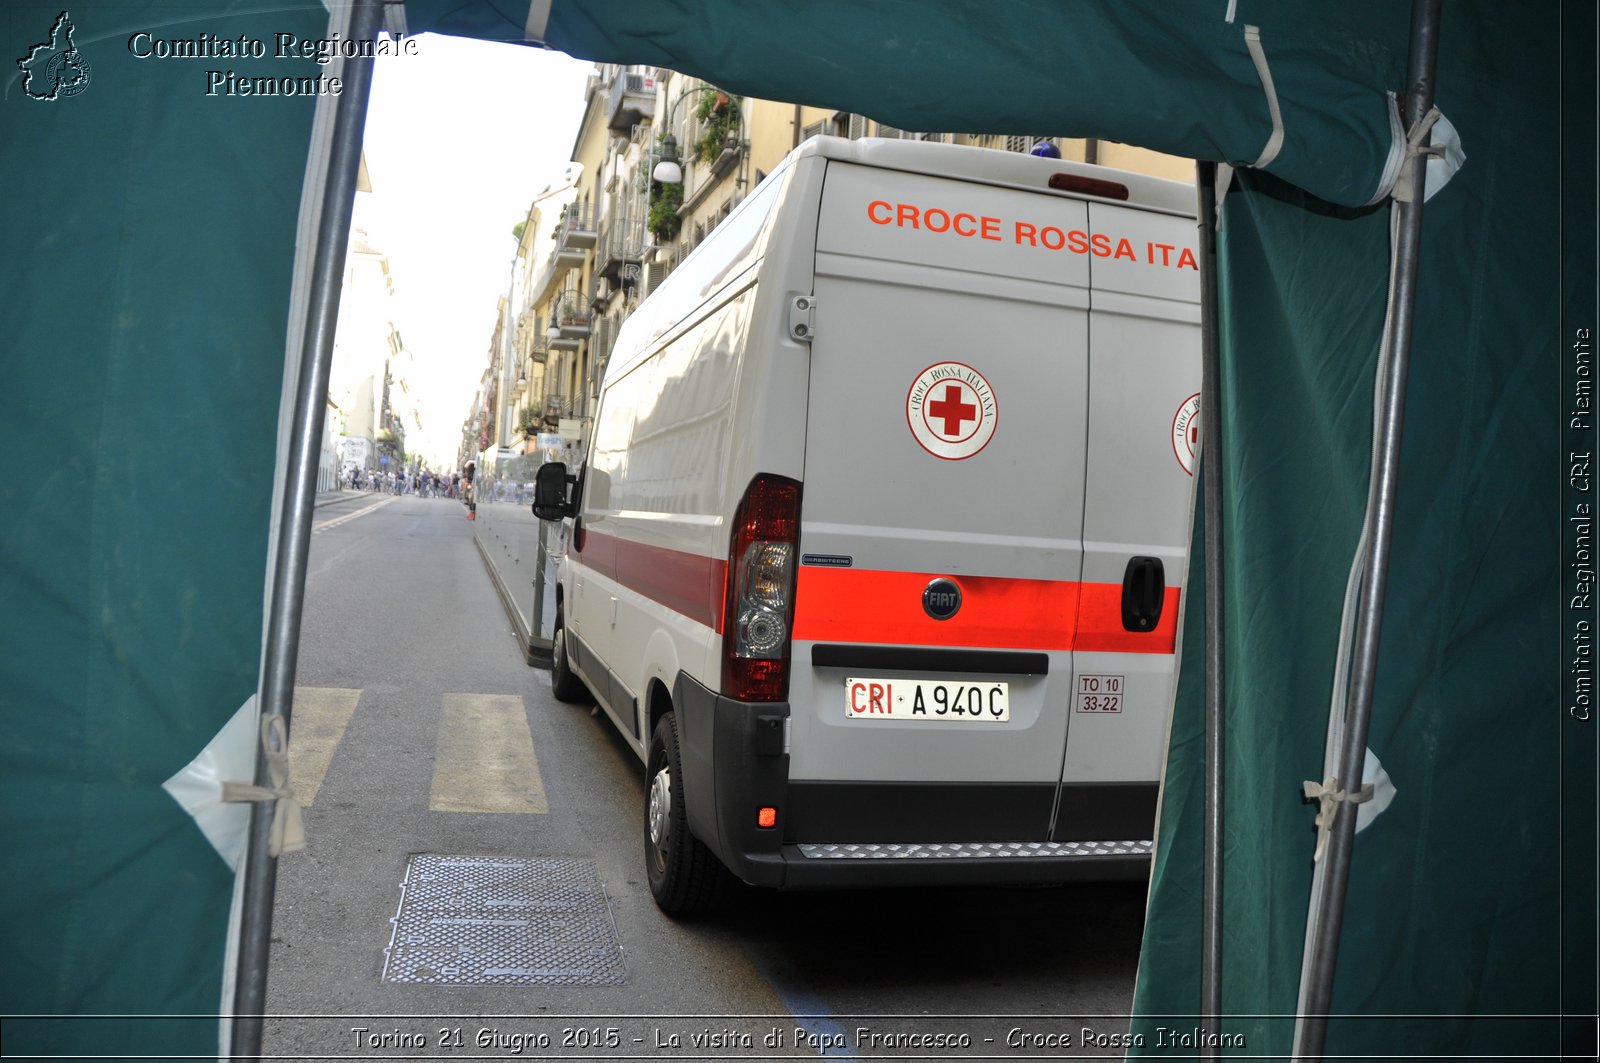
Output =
[{"x1": 262, "y1": 492, "x2": 1149, "y2": 1061}]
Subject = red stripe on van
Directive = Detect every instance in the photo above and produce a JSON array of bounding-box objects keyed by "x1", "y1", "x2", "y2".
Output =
[
  {"x1": 792, "y1": 567, "x2": 1177, "y2": 655},
  {"x1": 1075, "y1": 583, "x2": 1181, "y2": 654},
  {"x1": 571, "y1": 529, "x2": 728, "y2": 633}
]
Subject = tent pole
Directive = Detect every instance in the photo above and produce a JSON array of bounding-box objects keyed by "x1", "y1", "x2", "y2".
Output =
[
  {"x1": 1195, "y1": 161, "x2": 1227, "y2": 1058},
  {"x1": 1293, "y1": 0, "x2": 1442, "y2": 1056},
  {"x1": 230, "y1": 0, "x2": 384, "y2": 1057}
]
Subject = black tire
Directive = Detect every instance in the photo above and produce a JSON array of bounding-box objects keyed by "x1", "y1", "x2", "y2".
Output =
[
  {"x1": 550, "y1": 606, "x2": 589, "y2": 703},
  {"x1": 645, "y1": 713, "x2": 729, "y2": 915}
]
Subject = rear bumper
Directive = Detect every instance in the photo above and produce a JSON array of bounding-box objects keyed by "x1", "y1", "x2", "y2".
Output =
[{"x1": 672, "y1": 673, "x2": 1155, "y2": 891}]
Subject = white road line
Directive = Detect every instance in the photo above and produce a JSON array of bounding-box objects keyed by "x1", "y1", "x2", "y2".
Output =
[
  {"x1": 287, "y1": 687, "x2": 363, "y2": 807},
  {"x1": 430, "y1": 693, "x2": 549, "y2": 814},
  {"x1": 313, "y1": 496, "x2": 394, "y2": 532}
]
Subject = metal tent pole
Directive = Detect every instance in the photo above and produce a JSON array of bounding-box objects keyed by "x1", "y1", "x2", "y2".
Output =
[
  {"x1": 231, "y1": 0, "x2": 384, "y2": 1056},
  {"x1": 1195, "y1": 160, "x2": 1227, "y2": 1059},
  {"x1": 1293, "y1": 0, "x2": 1442, "y2": 1055}
]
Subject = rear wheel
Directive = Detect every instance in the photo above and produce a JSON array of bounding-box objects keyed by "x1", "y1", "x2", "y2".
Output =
[
  {"x1": 645, "y1": 713, "x2": 729, "y2": 915},
  {"x1": 550, "y1": 605, "x2": 588, "y2": 703}
]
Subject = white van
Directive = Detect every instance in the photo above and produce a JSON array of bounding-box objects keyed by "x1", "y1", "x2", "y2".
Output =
[{"x1": 534, "y1": 137, "x2": 1200, "y2": 914}]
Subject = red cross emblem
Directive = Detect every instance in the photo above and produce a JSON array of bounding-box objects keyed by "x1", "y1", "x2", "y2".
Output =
[
  {"x1": 906, "y1": 362, "x2": 998, "y2": 461},
  {"x1": 926, "y1": 383, "x2": 979, "y2": 438}
]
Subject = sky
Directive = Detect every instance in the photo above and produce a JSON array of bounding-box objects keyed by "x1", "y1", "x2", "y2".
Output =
[{"x1": 355, "y1": 34, "x2": 595, "y2": 468}]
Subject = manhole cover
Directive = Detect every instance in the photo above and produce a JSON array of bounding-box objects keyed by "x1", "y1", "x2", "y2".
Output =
[{"x1": 382, "y1": 855, "x2": 625, "y2": 987}]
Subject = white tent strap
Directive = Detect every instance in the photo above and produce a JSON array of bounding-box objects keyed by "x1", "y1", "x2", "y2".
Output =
[
  {"x1": 1389, "y1": 104, "x2": 1445, "y2": 203},
  {"x1": 1367, "y1": 93, "x2": 1408, "y2": 207},
  {"x1": 1369, "y1": 100, "x2": 1453, "y2": 205},
  {"x1": 1243, "y1": 26, "x2": 1285, "y2": 169},
  {"x1": 221, "y1": 713, "x2": 306, "y2": 857},
  {"x1": 1302, "y1": 776, "x2": 1376, "y2": 862},
  {"x1": 525, "y1": 0, "x2": 554, "y2": 43},
  {"x1": 382, "y1": 0, "x2": 407, "y2": 37},
  {"x1": 1214, "y1": 163, "x2": 1235, "y2": 229}
]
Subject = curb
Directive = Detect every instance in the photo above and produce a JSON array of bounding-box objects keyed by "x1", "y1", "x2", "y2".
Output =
[{"x1": 313, "y1": 491, "x2": 376, "y2": 510}]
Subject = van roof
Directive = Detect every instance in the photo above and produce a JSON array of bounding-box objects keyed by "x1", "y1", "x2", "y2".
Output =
[{"x1": 794, "y1": 136, "x2": 1196, "y2": 218}]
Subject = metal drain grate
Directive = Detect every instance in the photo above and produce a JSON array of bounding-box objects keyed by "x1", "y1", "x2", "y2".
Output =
[{"x1": 382, "y1": 855, "x2": 625, "y2": 987}]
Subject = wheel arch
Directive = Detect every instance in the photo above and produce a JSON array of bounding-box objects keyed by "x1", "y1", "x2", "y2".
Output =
[{"x1": 646, "y1": 676, "x2": 674, "y2": 748}]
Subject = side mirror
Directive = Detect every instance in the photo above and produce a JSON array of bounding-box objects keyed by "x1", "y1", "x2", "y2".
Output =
[{"x1": 532, "y1": 462, "x2": 577, "y2": 521}]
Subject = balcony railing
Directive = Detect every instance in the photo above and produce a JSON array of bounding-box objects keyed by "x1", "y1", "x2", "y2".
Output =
[
  {"x1": 596, "y1": 221, "x2": 648, "y2": 281},
  {"x1": 556, "y1": 291, "x2": 592, "y2": 338},
  {"x1": 555, "y1": 203, "x2": 597, "y2": 253},
  {"x1": 606, "y1": 70, "x2": 656, "y2": 133}
]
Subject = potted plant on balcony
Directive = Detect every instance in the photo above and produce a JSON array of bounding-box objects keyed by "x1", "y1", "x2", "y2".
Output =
[
  {"x1": 647, "y1": 179, "x2": 682, "y2": 243},
  {"x1": 693, "y1": 89, "x2": 742, "y2": 165},
  {"x1": 558, "y1": 293, "x2": 587, "y2": 328}
]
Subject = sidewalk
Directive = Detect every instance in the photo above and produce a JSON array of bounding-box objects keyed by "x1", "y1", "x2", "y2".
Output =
[
  {"x1": 313, "y1": 488, "x2": 383, "y2": 509},
  {"x1": 310, "y1": 486, "x2": 400, "y2": 509}
]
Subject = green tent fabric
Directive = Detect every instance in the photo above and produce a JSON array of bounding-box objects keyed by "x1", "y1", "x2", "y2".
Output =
[
  {"x1": 1130, "y1": 6, "x2": 1581, "y2": 1054},
  {"x1": 417, "y1": 0, "x2": 1413, "y2": 210},
  {"x1": 1, "y1": 1, "x2": 323, "y2": 1055}
]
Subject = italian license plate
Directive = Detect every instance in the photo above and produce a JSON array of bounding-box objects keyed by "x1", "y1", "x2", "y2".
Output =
[{"x1": 845, "y1": 677, "x2": 1010, "y2": 722}]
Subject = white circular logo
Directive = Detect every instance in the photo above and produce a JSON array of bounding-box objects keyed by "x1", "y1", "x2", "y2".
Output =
[
  {"x1": 906, "y1": 362, "x2": 998, "y2": 461},
  {"x1": 1172, "y1": 393, "x2": 1201, "y2": 475}
]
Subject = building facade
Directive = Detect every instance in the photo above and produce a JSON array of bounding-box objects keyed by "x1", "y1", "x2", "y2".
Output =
[
  {"x1": 470, "y1": 66, "x2": 1193, "y2": 464},
  {"x1": 328, "y1": 155, "x2": 434, "y2": 484}
]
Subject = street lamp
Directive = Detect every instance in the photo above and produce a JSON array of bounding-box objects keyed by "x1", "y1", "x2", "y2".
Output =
[{"x1": 650, "y1": 84, "x2": 743, "y2": 185}]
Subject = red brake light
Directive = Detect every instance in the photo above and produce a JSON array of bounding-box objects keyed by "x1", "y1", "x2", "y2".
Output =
[
  {"x1": 1048, "y1": 173, "x2": 1130, "y2": 200},
  {"x1": 722, "y1": 474, "x2": 802, "y2": 702}
]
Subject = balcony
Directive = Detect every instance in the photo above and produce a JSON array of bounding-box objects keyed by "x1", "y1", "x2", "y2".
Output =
[
  {"x1": 530, "y1": 248, "x2": 574, "y2": 306},
  {"x1": 554, "y1": 203, "x2": 597, "y2": 255},
  {"x1": 556, "y1": 291, "x2": 592, "y2": 338},
  {"x1": 709, "y1": 137, "x2": 742, "y2": 178},
  {"x1": 606, "y1": 70, "x2": 656, "y2": 133},
  {"x1": 680, "y1": 141, "x2": 745, "y2": 216},
  {"x1": 595, "y1": 221, "x2": 647, "y2": 282}
]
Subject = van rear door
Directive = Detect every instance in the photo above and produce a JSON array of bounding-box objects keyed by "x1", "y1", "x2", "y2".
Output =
[
  {"x1": 1050, "y1": 199, "x2": 1201, "y2": 841},
  {"x1": 784, "y1": 161, "x2": 1092, "y2": 844}
]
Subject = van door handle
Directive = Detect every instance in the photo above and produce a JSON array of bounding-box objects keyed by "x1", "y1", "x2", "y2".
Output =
[{"x1": 1121, "y1": 556, "x2": 1165, "y2": 632}]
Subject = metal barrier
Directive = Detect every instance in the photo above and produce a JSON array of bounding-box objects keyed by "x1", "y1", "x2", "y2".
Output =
[{"x1": 471, "y1": 487, "x2": 563, "y2": 666}]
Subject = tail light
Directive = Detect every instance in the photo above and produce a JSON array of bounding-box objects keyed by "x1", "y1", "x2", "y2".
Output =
[
  {"x1": 722, "y1": 474, "x2": 801, "y2": 702},
  {"x1": 1047, "y1": 172, "x2": 1130, "y2": 200}
]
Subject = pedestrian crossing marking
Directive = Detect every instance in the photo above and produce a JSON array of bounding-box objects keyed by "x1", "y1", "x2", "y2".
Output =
[
  {"x1": 288, "y1": 686, "x2": 363, "y2": 808},
  {"x1": 431, "y1": 693, "x2": 549, "y2": 814}
]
